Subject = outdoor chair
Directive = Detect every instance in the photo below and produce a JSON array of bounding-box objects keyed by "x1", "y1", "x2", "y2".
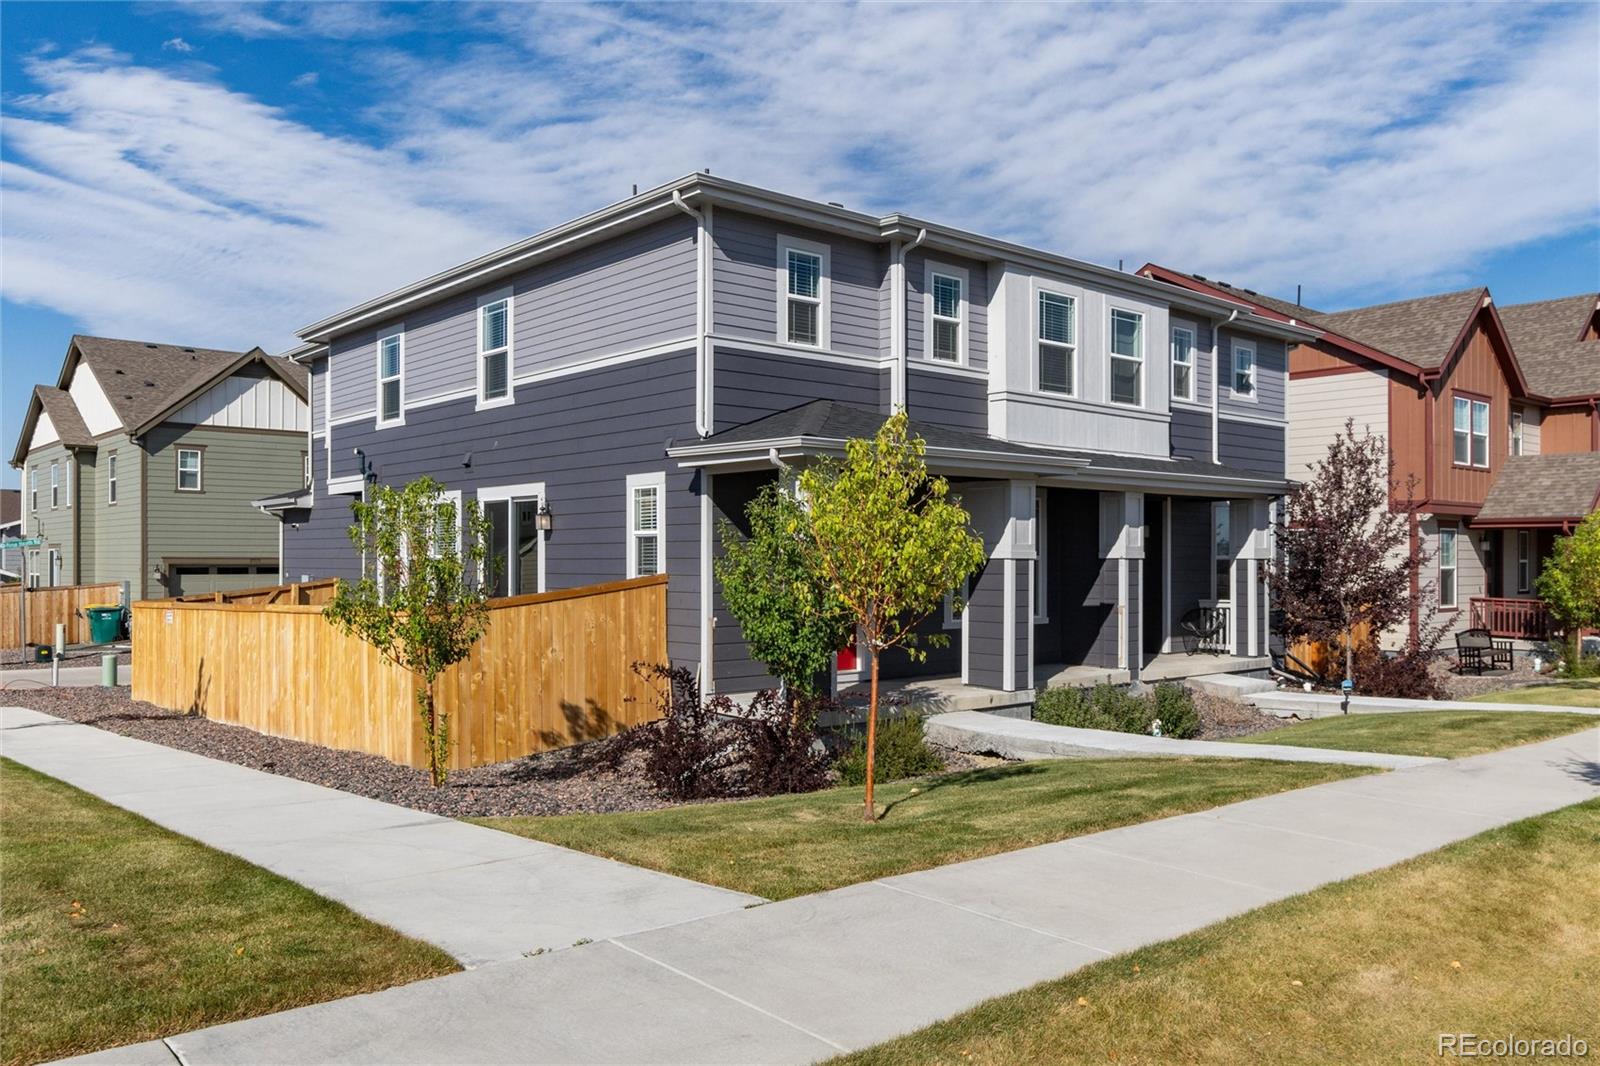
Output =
[
  {"x1": 1455, "y1": 628, "x2": 1513, "y2": 675},
  {"x1": 1179, "y1": 606, "x2": 1227, "y2": 656}
]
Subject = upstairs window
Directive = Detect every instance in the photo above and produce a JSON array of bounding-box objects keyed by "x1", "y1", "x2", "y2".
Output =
[
  {"x1": 1037, "y1": 291, "x2": 1077, "y2": 395},
  {"x1": 1452, "y1": 395, "x2": 1489, "y2": 467},
  {"x1": 29, "y1": 467, "x2": 37, "y2": 512},
  {"x1": 627, "y1": 472, "x2": 665, "y2": 578},
  {"x1": 177, "y1": 448, "x2": 202, "y2": 492},
  {"x1": 783, "y1": 246, "x2": 826, "y2": 347},
  {"x1": 107, "y1": 453, "x2": 118, "y2": 505},
  {"x1": 62, "y1": 462, "x2": 71, "y2": 509},
  {"x1": 1109, "y1": 308, "x2": 1145, "y2": 406},
  {"x1": 929, "y1": 271, "x2": 964, "y2": 363},
  {"x1": 1510, "y1": 409, "x2": 1524, "y2": 456},
  {"x1": 49, "y1": 463, "x2": 59, "y2": 508},
  {"x1": 1170, "y1": 323, "x2": 1196, "y2": 402},
  {"x1": 1232, "y1": 341, "x2": 1256, "y2": 399},
  {"x1": 1438, "y1": 526, "x2": 1458, "y2": 608},
  {"x1": 478, "y1": 294, "x2": 511, "y2": 406},
  {"x1": 378, "y1": 332, "x2": 404, "y2": 425}
]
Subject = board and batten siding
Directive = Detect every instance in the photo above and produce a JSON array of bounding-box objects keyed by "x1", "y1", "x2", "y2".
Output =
[
  {"x1": 711, "y1": 209, "x2": 889, "y2": 358},
  {"x1": 324, "y1": 216, "x2": 698, "y2": 422},
  {"x1": 165, "y1": 366, "x2": 308, "y2": 431},
  {"x1": 1286, "y1": 369, "x2": 1389, "y2": 480}
]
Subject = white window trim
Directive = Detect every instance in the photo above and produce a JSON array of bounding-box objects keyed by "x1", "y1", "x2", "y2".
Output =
[
  {"x1": 1170, "y1": 320, "x2": 1197, "y2": 404},
  {"x1": 1230, "y1": 340, "x2": 1257, "y2": 402},
  {"x1": 924, "y1": 261, "x2": 969, "y2": 365},
  {"x1": 626, "y1": 471, "x2": 667, "y2": 579},
  {"x1": 1438, "y1": 525, "x2": 1459, "y2": 609},
  {"x1": 775, "y1": 235, "x2": 831, "y2": 350},
  {"x1": 47, "y1": 548, "x2": 60, "y2": 587},
  {"x1": 1510, "y1": 408, "x2": 1524, "y2": 456},
  {"x1": 1107, "y1": 305, "x2": 1146, "y2": 408},
  {"x1": 177, "y1": 448, "x2": 203, "y2": 492},
  {"x1": 63, "y1": 461, "x2": 71, "y2": 509},
  {"x1": 477, "y1": 481, "x2": 547, "y2": 595},
  {"x1": 107, "y1": 453, "x2": 118, "y2": 506},
  {"x1": 1516, "y1": 530, "x2": 1531, "y2": 594},
  {"x1": 1033, "y1": 490, "x2": 1049, "y2": 623},
  {"x1": 1453, "y1": 395, "x2": 1490, "y2": 468},
  {"x1": 430, "y1": 489, "x2": 463, "y2": 559},
  {"x1": 49, "y1": 462, "x2": 59, "y2": 509},
  {"x1": 29, "y1": 467, "x2": 37, "y2": 512},
  {"x1": 1033, "y1": 283, "x2": 1078, "y2": 398},
  {"x1": 943, "y1": 575, "x2": 971, "y2": 629},
  {"x1": 476, "y1": 287, "x2": 515, "y2": 411},
  {"x1": 376, "y1": 329, "x2": 406, "y2": 428}
]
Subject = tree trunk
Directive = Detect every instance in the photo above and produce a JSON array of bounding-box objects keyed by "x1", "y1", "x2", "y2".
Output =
[
  {"x1": 429, "y1": 677, "x2": 442, "y2": 787},
  {"x1": 863, "y1": 649, "x2": 879, "y2": 822}
]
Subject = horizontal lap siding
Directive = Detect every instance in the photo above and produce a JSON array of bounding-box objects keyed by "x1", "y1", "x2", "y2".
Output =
[
  {"x1": 906, "y1": 367, "x2": 988, "y2": 433},
  {"x1": 1286, "y1": 370, "x2": 1387, "y2": 481},
  {"x1": 142, "y1": 425, "x2": 302, "y2": 569},
  {"x1": 906, "y1": 248, "x2": 989, "y2": 374},
  {"x1": 1218, "y1": 419, "x2": 1286, "y2": 477},
  {"x1": 1219, "y1": 334, "x2": 1287, "y2": 421},
  {"x1": 709, "y1": 470, "x2": 781, "y2": 694},
  {"x1": 966, "y1": 560, "x2": 1003, "y2": 689},
  {"x1": 1170, "y1": 406, "x2": 1212, "y2": 460},
  {"x1": 713, "y1": 349, "x2": 887, "y2": 430},
  {"x1": 712, "y1": 210, "x2": 888, "y2": 358},
  {"x1": 289, "y1": 351, "x2": 704, "y2": 667}
]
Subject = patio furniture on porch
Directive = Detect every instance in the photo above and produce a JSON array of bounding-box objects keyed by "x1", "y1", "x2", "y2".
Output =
[
  {"x1": 1454, "y1": 628, "x2": 1513, "y2": 675},
  {"x1": 1178, "y1": 604, "x2": 1229, "y2": 655}
]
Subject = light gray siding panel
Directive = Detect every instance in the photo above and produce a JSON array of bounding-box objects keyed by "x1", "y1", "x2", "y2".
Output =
[
  {"x1": 329, "y1": 331, "x2": 375, "y2": 419},
  {"x1": 906, "y1": 367, "x2": 987, "y2": 434},
  {"x1": 713, "y1": 348, "x2": 887, "y2": 431},
  {"x1": 1217, "y1": 419, "x2": 1286, "y2": 477},
  {"x1": 1014, "y1": 562, "x2": 1030, "y2": 686},
  {"x1": 1219, "y1": 334, "x2": 1287, "y2": 420},
  {"x1": 966, "y1": 560, "x2": 1003, "y2": 689},
  {"x1": 1170, "y1": 406, "x2": 1211, "y2": 460},
  {"x1": 1286, "y1": 370, "x2": 1387, "y2": 480},
  {"x1": 906, "y1": 248, "x2": 988, "y2": 373},
  {"x1": 712, "y1": 210, "x2": 888, "y2": 358}
]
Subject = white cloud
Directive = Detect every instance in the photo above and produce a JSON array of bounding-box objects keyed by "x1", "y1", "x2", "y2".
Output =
[
  {"x1": 289, "y1": 70, "x2": 318, "y2": 88},
  {"x1": 160, "y1": 36, "x2": 193, "y2": 53},
  {"x1": 2, "y1": 1, "x2": 1595, "y2": 354}
]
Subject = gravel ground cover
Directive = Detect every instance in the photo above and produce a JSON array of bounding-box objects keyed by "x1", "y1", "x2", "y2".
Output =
[
  {"x1": 0, "y1": 647, "x2": 131, "y2": 669},
  {"x1": 1191, "y1": 691, "x2": 1289, "y2": 740}
]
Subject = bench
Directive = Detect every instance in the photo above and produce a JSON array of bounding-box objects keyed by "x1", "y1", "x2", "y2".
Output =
[{"x1": 1455, "y1": 627, "x2": 1513, "y2": 675}]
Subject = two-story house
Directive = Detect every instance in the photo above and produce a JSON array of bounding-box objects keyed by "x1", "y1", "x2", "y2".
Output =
[
  {"x1": 9, "y1": 336, "x2": 310, "y2": 598},
  {"x1": 1144, "y1": 268, "x2": 1600, "y2": 644},
  {"x1": 268, "y1": 175, "x2": 1313, "y2": 698}
]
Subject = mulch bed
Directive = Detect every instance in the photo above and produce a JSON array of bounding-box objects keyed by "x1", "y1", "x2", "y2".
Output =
[
  {"x1": 1192, "y1": 691, "x2": 1291, "y2": 740},
  {"x1": 1431, "y1": 655, "x2": 1557, "y2": 701}
]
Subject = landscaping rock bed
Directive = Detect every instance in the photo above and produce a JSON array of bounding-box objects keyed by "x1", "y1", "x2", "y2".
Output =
[
  {"x1": 0, "y1": 647, "x2": 131, "y2": 669},
  {"x1": 1432, "y1": 655, "x2": 1553, "y2": 701},
  {"x1": 1191, "y1": 691, "x2": 1291, "y2": 740}
]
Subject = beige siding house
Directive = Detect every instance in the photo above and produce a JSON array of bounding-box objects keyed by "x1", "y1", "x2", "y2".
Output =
[{"x1": 10, "y1": 337, "x2": 309, "y2": 599}]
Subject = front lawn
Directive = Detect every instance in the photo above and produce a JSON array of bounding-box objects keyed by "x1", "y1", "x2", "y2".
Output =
[
  {"x1": 1469, "y1": 679, "x2": 1600, "y2": 708},
  {"x1": 0, "y1": 759, "x2": 457, "y2": 1066},
  {"x1": 836, "y1": 799, "x2": 1600, "y2": 1065},
  {"x1": 1236, "y1": 710, "x2": 1596, "y2": 758},
  {"x1": 475, "y1": 757, "x2": 1369, "y2": 900}
]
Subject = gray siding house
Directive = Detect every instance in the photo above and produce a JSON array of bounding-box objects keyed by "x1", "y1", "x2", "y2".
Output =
[
  {"x1": 10, "y1": 337, "x2": 309, "y2": 598},
  {"x1": 273, "y1": 175, "x2": 1316, "y2": 696}
]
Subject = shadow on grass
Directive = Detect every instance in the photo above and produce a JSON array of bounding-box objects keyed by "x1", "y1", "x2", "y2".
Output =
[{"x1": 878, "y1": 762, "x2": 1047, "y2": 819}]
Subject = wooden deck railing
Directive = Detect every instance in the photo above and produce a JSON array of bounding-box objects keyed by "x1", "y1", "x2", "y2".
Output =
[
  {"x1": 1469, "y1": 597, "x2": 1553, "y2": 640},
  {"x1": 1, "y1": 582, "x2": 125, "y2": 647},
  {"x1": 131, "y1": 575, "x2": 668, "y2": 771}
]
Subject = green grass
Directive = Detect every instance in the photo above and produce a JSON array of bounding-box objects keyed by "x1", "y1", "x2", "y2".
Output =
[
  {"x1": 0, "y1": 759, "x2": 458, "y2": 1066},
  {"x1": 474, "y1": 758, "x2": 1370, "y2": 900},
  {"x1": 1469, "y1": 679, "x2": 1600, "y2": 708},
  {"x1": 835, "y1": 799, "x2": 1600, "y2": 1066},
  {"x1": 1237, "y1": 710, "x2": 1597, "y2": 758}
]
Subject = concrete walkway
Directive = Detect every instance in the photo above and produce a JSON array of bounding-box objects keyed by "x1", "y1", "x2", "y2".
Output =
[
  {"x1": 0, "y1": 663, "x2": 132, "y2": 688},
  {"x1": 924, "y1": 709, "x2": 1443, "y2": 769},
  {"x1": 1246, "y1": 688, "x2": 1600, "y2": 719},
  {"x1": 46, "y1": 721, "x2": 1600, "y2": 1065},
  {"x1": 0, "y1": 707, "x2": 758, "y2": 968}
]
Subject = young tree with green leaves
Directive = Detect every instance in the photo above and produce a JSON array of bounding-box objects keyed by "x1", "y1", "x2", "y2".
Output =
[
  {"x1": 799, "y1": 412, "x2": 986, "y2": 821},
  {"x1": 324, "y1": 476, "x2": 492, "y2": 786},
  {"x1": 1535, "y1": 510, "x2": 1600, "y2": 671},
  {"x1": 715, "y1": 481, "x2": 853, "y2": 698}
]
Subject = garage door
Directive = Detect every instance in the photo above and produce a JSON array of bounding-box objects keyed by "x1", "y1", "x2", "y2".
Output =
[{"x1": 169, "y1": 565, "x2": 280, "y2": 597}]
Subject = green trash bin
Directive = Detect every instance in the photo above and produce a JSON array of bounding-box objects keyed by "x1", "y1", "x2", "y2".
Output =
[{"x1": 85, "y1": 604, "x2": 123, "y2": 644}]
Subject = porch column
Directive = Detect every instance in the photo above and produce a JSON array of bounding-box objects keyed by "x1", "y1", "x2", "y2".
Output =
[
  {"x1": 963, "y1": 479, "x2": 1036, "y2": 693},
  {"x1": 1099, "y1": 491, "x2": 1145, "y2": 679},
  {"x1": 1231, "y1": 498, "x2": 1272, "y2": 658}
]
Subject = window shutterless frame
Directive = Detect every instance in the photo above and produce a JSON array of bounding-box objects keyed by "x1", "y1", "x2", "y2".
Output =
[
  {"x1": 1036, "y1": 289, "x2": 1077, "y2": 396},
  {"x1": 476, "y1": 288, "x2": 514, "y2": 409},
  {"x1": 1108, "y1": 307, "x2": 1145, "y2": 407},
  {"x1": 1452, "y1": 393, "x2": 1489, "y2": 468},
  {"x1": 1231, "y1": 340, "x2": 1256, "y2": 400},
  {"x1": 776, "y1": 236, "x2": 830, "y2": 349},
  {"x1": 29, "y1": 467, "x2": 37, "y2": 512},
  {"x1": 925, "y1": 262, "x2": 968, "y2": 364},
  {"x1": 1516, "y1": 530, "x2": 1531, "y2": 593},
  {"x1": 1170, "y1": 322, "x2": 1196, "y2": 403},
  {"x1": 1510, "y1": 409, "x2": 1524, "y2": 456},
  {"x1": 377, "y1": 330, "x2": 405, "y2": 426},
  {"x1": 1438, "y1": 525, "x2": 1458, "y2": 609},
  {"x1": 107, "y1": 452, "x2": 118, "y2": 505},
  {"x1": 626, "y1": 471, "x2": 666, "y2": 578},
  {"x1": 49, "y1": 462, "x2": 59, "y2": 508},
  {"x1": 176, "y1": 447, "x2": 203, "y2": 492}
]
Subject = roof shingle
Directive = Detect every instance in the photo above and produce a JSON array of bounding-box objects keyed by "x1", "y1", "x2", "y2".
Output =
[
  {"x1": 1476, "y1": 453, "x2": 1600, "y2": 523},
  {"x1": 33, "y1": 386, "x2": 94, "y2": 448},
  {"x1": 70, "y1": 336, "x2": 308, "y2": 432},
  {"x1": 1498, "y1": 294, "x2": 1600, "y2": 400}
]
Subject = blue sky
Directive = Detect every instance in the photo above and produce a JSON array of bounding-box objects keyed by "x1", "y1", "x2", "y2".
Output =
[{"x1": 3, "y1": 1, "x2": 1598, "y2": 488}]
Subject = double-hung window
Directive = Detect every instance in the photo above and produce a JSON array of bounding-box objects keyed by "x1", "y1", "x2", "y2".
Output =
[
  {"x1": 1516, "y1": 530, "x2": 1531, "y2": 593},
  {"x1": 1232, "y1": 341, "x2": 1256, "y2": 399},
  {"x1": 1037, "y1": 291, "x2": 1076, "y2": 395},
  {"x1": 377, "y1": 332, "x2": 404, "y2": 425},
  {"x1": 177, "y1": 448, "x2": 202, "y2": 492},
  {"x1": 1109, "y1": 308, "x2": 1144, "y2": 406},
  {"x1": 107, "y1": 453, "x2": 118, "y2": 505},
  {"x1": 1438, "y1": 526, "x2": 1458, "y2": 609},
  {"x1": 929, "y1": 269, "x2": 965, "y2": 363},
  {"x1": 61, "y1": 462, "x2": 70, "y2": 509},
  {"x1": 626, "y1": 472, "x2": 665, "y2": 578},
  {"x1": 781, "y1": 243, "x2": 827, "y2": 348},
  {"x1": 1510, "y1": 409, "x2": 1524, "y2": 456},
  {"x1": 1170, "y1": 323, "x2": 1196, "y2": 402},
  {"x1": 1452, "y1": 395, "x2": 1489, "y2": 467},
  {"x1": 29, "y1": 467, "x2": 37, "y2": 512},
  {"x1": 49, "y1": 463, "x2": 59, "y2": 508},
  {"x1": 478, "y1": 292, "x2": 512, "y2": 406}
]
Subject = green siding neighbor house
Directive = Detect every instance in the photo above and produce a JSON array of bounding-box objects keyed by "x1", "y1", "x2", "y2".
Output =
[{"x1": 9, "y1": 336, "x2": 309, "y2": 600}]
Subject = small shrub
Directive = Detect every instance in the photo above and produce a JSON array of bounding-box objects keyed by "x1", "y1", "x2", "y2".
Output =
[
  {"x1": 1352, "y1": 643, "x2": 1447, "y2": 700},
  {"x1": 739, "y1": 689, "x2": 833, "y2": 795},
  {"x1": 1033, "y1": 682, "x2": 1201, "y2": 739},
  {"x1": 1558, "y1": 649, "x2": 1600, "y2": 680},
  {"x1": 836, "y1": 713, "x2": 944, "y2": 785},
  {"x1": 626, "y1": 664, "x2": 742, "y2": 800}
]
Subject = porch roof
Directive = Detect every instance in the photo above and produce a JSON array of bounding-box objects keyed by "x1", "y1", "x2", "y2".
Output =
[
  {"x1": 666, "y1": 400, "x2": 1294, "y2": 494},
  {"x1": 1474, "y1": 452, "x2": 1600, "y2": 528}
]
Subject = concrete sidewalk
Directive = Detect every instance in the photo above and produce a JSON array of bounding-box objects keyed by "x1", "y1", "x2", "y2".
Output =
[
  {"x1": 1245, "y1": 688, "x2": 1600, "y2": 719},
  {"x1": 0, "y1": 707, "x2": 758, "y2": 968},
  {"x1": 924, "y1": 709, "x2": 1444, "y2": 768},
  {"x1": 53, "y1": 724, "x2": 1600, "y2": 1065},
  {"x1": 1, "y1": 663, "x2": 132, "y2": 688}
]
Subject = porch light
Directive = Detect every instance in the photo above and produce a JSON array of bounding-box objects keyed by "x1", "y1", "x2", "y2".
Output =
[{"x1": 536, "y1": 501, "x2": 554, "y2": 532}]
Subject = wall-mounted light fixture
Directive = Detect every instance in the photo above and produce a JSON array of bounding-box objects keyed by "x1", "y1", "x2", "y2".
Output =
[{"x1": 536, "y1": 501, "x2": 554, "y2": 532}]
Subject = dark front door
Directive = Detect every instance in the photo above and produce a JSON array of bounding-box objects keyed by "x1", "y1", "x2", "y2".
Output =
[{"x1": 1142, "y1": 496, "x2": 1165, "y2": 657}]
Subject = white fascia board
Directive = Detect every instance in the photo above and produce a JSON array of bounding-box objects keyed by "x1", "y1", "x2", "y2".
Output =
[{"x1": 666, "y1": 435, "x2": 1093, "y2": 475}]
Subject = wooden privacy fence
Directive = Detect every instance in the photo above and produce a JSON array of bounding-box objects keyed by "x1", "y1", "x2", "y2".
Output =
[
  {"x1": 2, "y1": 582, "x2": 124, "y2": 647},
  {"x1": 1287, "y1": 620, "x2": 1374, "y2": 680},
  {"x1": 131, "y1": 575, "x2": 668, "y2": 771},
  {"x1": 164, "y1": 578, "x2": 340, "y2": 607}
]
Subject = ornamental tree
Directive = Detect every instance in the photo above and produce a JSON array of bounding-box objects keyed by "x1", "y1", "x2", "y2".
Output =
[
  {"x1": 1535, "y1": 510, "x2": 1600, "y2": 669},
  {"x1": 325, "y1": 476, "x2": 492, "y2": 786},
  {"x1": 799, "y1": 411, "x2": 986, "y2": 821},
  {"x1": 1269, "y1": 419, "x2": 1427, "y2": 686},
  {"x1": 715, "y1": 481, "x2": 853, "y2": 698}
]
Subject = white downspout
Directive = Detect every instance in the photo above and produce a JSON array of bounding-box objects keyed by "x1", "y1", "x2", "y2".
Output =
[
  {"x1": 891, "y1": 228, "x2": 928, "y2": 412},
  {"x1": 673, "y1": 191, "x2": 712, "y2": 438},
  {"x1": 1212, "y1": 309, "x2": 1238, "y2": 464}
]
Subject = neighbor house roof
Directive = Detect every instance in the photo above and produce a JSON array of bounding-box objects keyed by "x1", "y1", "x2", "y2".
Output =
[
  {"x1": 1474, "y1": 453, "x2": 1600, "y2": 527},
  {"x1": 668, "y1": 400, "x2": 1293, "y2": 491},
  {"x1": 1498, "y1": 294, "x2": 1600, "y2": 400},
  {"x1": 1312, "y1": 289, "x2": 1488, "y2": 371},
  {"x1": 32, "y1": 386, "x2": 96, "y2": 449},
  {"x1": 0, "y1": 488, "x2": 19, "y2": 529}
]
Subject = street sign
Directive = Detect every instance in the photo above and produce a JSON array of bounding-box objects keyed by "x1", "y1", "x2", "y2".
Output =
[{"x1": 1, "y1": 537, "x2": 42, "y2": 550}]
